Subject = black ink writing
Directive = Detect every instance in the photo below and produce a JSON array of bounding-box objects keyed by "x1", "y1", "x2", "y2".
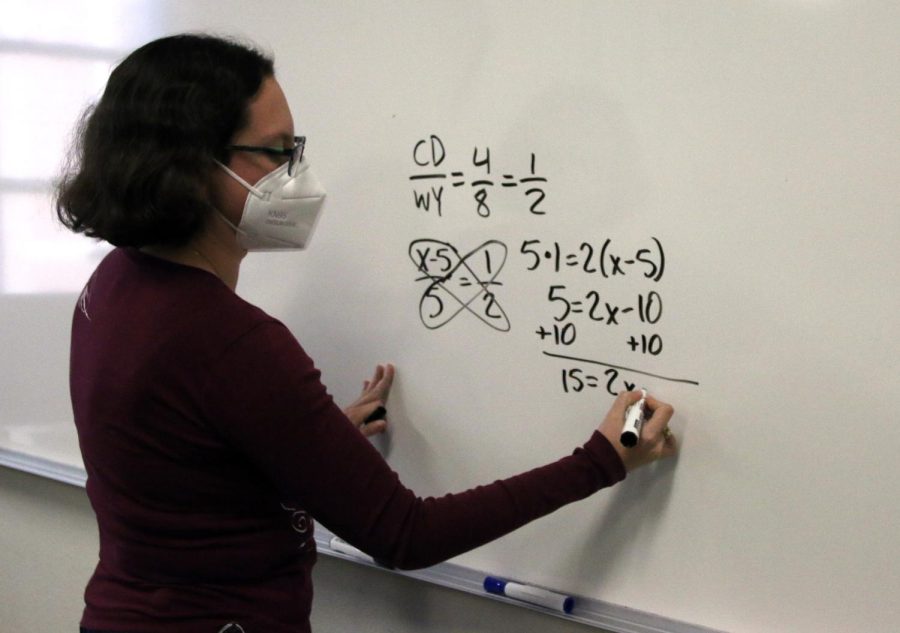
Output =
[{"x1": 409, "y1": 239, "x2": 510, "y2": 332}]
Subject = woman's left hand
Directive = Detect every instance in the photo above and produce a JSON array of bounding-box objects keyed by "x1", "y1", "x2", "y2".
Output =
[{"x1": 343, "y1": 363, "x2": 395, "y2": 437}]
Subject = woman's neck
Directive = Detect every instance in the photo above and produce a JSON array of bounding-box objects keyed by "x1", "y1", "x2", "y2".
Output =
[{"x1": 141, "y1": 229, "x2": 244, "y2": 291}]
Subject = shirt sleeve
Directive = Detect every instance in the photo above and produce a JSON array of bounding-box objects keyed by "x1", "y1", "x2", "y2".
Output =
[{"x1": 201, "y1": 321, "x2": 626, "y2": 570}]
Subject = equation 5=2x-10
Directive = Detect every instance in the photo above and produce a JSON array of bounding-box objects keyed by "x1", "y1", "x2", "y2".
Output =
[
  {"x1": 544, "y1": 285, "x2": 663, "y2": 325},
  {"x1": 520, "y1": 238, "x2": 665, "y2": 281}
]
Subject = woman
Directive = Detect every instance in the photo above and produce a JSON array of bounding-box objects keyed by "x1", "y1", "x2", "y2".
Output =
[{"x1": 57, "y1": 34, "x2": 677, "y2": 633}]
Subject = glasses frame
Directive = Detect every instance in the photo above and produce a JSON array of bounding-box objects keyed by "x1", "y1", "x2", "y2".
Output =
[{"x1": 227, "y1": 135, "x2": 306, "y2": 175}]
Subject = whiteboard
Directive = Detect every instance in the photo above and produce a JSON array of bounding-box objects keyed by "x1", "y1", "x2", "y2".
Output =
[{"x1": 3, "y1": 2, "x2": 900, "y2": 632}]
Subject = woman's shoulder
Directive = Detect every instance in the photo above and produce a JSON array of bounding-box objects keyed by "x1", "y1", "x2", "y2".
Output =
[{"x1": 95, "y1": 247, "x2": 286, "y2": 345}]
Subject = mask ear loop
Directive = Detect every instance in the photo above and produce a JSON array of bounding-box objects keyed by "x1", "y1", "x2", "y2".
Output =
[
  {"x1": 214, "y1": 159, "x2": 270, "y2": 199},
  {"x1": 211, "y1": 160, "x2": 253, "y2": 236},
  {"x1": 213, "y1": 207, "x2": 242, "y2": 233}
]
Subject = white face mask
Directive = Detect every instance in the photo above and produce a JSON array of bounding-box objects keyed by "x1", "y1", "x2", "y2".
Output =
[{"x1": 215, "y1": 158, "x2": 326, "y2": 251}]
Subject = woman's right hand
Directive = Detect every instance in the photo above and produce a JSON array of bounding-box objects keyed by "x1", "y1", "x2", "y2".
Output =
[{"x1": 598, "y1": 390, "x2": 677, "y2": 472}]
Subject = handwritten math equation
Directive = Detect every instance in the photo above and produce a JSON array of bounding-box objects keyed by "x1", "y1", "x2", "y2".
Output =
[
  {"x1": 408, "y1": 238, "x2": 510, "y2": 332},
  {"x1": 521, "y1": 238, "x2": 698, "y2": 393},
  {"x1": 409, "y1": 234, "x2": 699, "y2": 395},
  {"x1": 409, "y1": 135, "x2": 548, "y2": 218},
  {"x1": 405, "y1": 133, "x2": 697, "y2": 395}
]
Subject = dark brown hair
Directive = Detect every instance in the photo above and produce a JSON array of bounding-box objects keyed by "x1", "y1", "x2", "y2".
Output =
[{"x1": 56, "y1": 34, "x2": 274, "y2": 247}]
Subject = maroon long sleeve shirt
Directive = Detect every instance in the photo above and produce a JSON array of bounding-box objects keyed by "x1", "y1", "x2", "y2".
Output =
[{"x1": 70, "y1": 248, "x2": 626, "y2": 633}]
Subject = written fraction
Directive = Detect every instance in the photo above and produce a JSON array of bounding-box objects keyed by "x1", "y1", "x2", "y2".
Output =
[
  {"x1": 407, "y1": 134, "x2": 699, "y2": 396},
  {"x1": 409, "y1": 134, "x2": 547, "y2": 218}
]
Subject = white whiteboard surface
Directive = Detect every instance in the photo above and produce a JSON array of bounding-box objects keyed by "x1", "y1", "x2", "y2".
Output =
[{"x1": 3, "y1": 3, "x2": 900, "y2": 632}]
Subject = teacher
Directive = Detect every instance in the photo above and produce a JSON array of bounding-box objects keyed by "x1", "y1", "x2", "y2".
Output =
[{"x1": 56, "y1": 34, "x2": 677, "y2": 633}]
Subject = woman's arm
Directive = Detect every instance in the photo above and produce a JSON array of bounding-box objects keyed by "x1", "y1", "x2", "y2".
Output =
[{"x1": 201, "y1": 321, "x2": 673, "y2": 569}]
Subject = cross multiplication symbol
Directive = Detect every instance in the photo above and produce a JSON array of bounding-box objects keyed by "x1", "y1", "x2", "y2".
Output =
[{"x1": 409, "y1": 238, "x2": 510, "y2": 332}]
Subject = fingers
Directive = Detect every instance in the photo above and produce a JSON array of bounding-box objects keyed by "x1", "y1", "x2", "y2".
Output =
[
  {"x1": 609, "y1": 389, "x2": 644, "y2": 427},
  {"x1": 351, "y1": 400, "x2": 385, "y2": 425},
  {"x1": 360, "y1": 418, "x2": 387, "y2": 437},
  {"x1": 369, "y1": 364, "x2": 384, "y2": 387},
  {"x1": 358, "y1": 363, "x2": 395, "y2": 400},
  {"x1": 361, "y1": 365, "x2": 383, "y2": 394},
  {"x1": 380, "y1": 364, "x2": 395, "y2": 390},
  {"x1": 606, "y1": 390, "x2": 678, "y2": 468},
  {"x1": 358, "y1": 399, "x2": 388, "y2": 436},
  {"x1": 660, "y1": 430, "x2": 677, "y2": 458},
  {"x1": 344, "y1": 364, "x2": 395, "y2": 434},
  {"x1": 368, "y1": 364, "x2": 394, "y2": 394},
  {"x1": 598, "y1": 389, "x2": 650, "y2": 454},
  {"x1": 642, "y1": 394, "x2": 677, "y2": 460},
  {"x1": 642, "y1": 394, "x2": 674, "y2": 435}
]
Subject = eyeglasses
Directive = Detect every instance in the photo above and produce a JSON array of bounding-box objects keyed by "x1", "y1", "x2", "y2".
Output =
[{"x1": 227, "y1": 135, "x2": 306, "y2": 176}]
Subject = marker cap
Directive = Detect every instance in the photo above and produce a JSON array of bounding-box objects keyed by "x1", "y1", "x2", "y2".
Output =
[
  {"x1": 484, "y1": 576, "x2": 506, "y2": 595},
  {"x1": 619, "y1": 430, "x2": 639, "y2": 447}
]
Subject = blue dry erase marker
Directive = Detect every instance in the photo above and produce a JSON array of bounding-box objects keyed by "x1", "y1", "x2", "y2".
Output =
[{"x1": 483, "y1": 576, "x2": 574, "y2": 614}]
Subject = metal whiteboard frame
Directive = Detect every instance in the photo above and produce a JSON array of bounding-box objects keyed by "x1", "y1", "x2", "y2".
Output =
[
  {"x1": 0, "y1": 448, "x2": 87, "y2": 487},
  {"x1": 0, "y1": 449, "x2": 723, "y2": 633}
]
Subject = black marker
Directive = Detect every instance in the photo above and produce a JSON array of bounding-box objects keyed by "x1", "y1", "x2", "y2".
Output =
[
  {"x1": 620, "y1": 389, "x2": 647, "y2": 448},
  {"x1": 364, "y1": 406, "x2": 387, "y2": 425}
]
